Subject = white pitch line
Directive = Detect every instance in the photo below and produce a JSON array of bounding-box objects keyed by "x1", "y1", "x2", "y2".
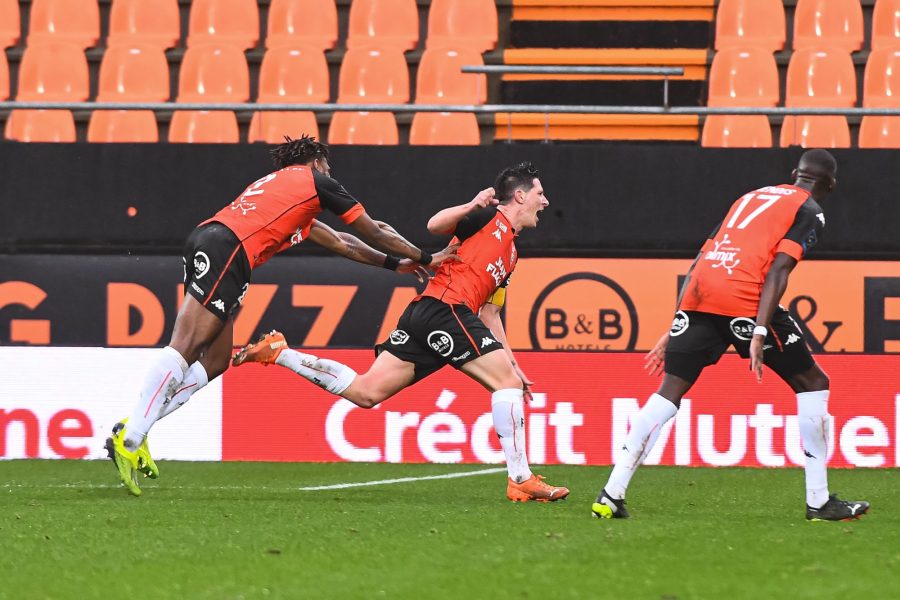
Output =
[{"x1": 297, "y1": 467, "x2": 507, "y2": 491}]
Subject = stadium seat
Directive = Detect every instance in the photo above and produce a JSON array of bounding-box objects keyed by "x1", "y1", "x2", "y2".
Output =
[
  {"x1": 169, "y1": 111, "x2": 240, "y2": 143},
  {"x1": 17, "y1": 42, "x2": 89, "y2": 101},
  {"x1": 108, "y1": 0, "x2": 180, "y2": 50},
  {"x1": 266, "y1": 0, "x2": 337, "y2": 50},
  {"x1": 88, "y1": 111, "x2": 159, "y2": 142},
  {"x1": 177, "y1": 44, "x2": 250, "y2": 102},
  {"x1": 864, "y1": 48, "x2": 900, "y2": 107},
  {"x1": 98, "y1": 44, "x2": 170, "y2": 101},
  {"x1": 427, "y1": 0, "x2": 498, "y2": 52},
  {"x1": 0, "y1": 0, "x2": 20, "y2": 48},
  {"x1": 416, "y1": 48, "x2": 487, "y2": 104},
  {"x1": 328, "y1": 111, "x2": 399, "y2": 145},
  {"x1": 409, "y1": 112, "x2": 480, "y2": 145},
  {"x1": 0, "y1": 51, "x2": 7, "y2": 100},
  {"x1": 780, "y1": 116, "x2": 851, "y2": 148},
  {"x1": 715, "y1": 0, "x2": 785, "y2": 51},
  {"x1": 707, "y1": 48, "x2": 779, "y2": 107},
  {"x1": 793, "y1": 0, "x2": 864, "y2": 52},
  {"x1": 258, "y1": 46, "x2": 329, "y2": 102},
  {"x1": 347, "y1": 0, "x2": 418, "y2": 51},
  {"x1": 248, "y1": 112, "x2": 319, "y2": 143},
  {"x1": 701, "y1": 115, "x2": 772, "y2": 147},
  {"x1": 873, "y1": 0, "x2": 900, "y2": 50},
  {"x1": 785, "y1": 48, "x2": 856, "y2": 108},
  {"x1": 27, "y1": 0, "x2": 100, "y2": 49},
  {"x1": 5, "y1": 110, "x2": 76, "y2": 142},
  {"x1": 187, "y1": 0, "x2": 259, "y2": 50},
  {"x1": 859, "y1": 116, "x2": 900, "y2": 147},
  {"x1": 338, "y1": 47, "x2": 409, "y2": 103}
]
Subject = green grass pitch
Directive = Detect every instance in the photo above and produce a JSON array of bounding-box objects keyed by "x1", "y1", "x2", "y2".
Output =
[{"x1": 1, "y1": 461, "x2": 897, "y2": 600}]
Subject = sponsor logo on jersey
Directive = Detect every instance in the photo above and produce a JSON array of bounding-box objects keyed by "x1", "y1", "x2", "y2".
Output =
[
  {"x1": 704, "y1": 234, "x2": 741, "y2": 275},
  {"x1": 211, "y1": 299, "x2": 226, "y2": 312},
  {"x1": 451, "y1": 350, "x2": 472, "y2": 362},
  {"x1": 670, "y1": 310, "x2": 689, "y2": 337},
  {"x1": 389, "y1": 329, "x2": 409, "y2": 345},
  {"x1": 427, "y1": 330, "x2": 454, "y2": 357},
  {"x1": 193, "y1": 251, "x2": 211, "y2": 279},
  {"x1": 190, "y1": 281, "x2": 205, "y2": 296},
  {"x1": 495, "y1": 219, "x2": 508, "y2": 233},
  {"x1": 729, "y1": 317, "x2": 757, "y2": 341},
  {"x1": 486, "y1": 257, "x2": 507, "y2": 287},
  {"x1": 480, "y1": 337, "x2": 495, "y2": 348}
]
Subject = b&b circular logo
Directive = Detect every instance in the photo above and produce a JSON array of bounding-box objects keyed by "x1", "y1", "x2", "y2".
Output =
[
  {"x1": 528, "y1": 272, "x2": 638, "y2": 351},
  {"x1": 427, "y1": 330, "x2": 454, "y2": 356}
]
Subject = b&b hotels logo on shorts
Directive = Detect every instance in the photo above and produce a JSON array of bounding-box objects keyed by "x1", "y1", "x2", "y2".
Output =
[
  {"x1": 427, "y1": 330, "x2": 454, "y2": 356},
  {"x1": 529, "y1": 273, "x2": 638, "y2": 351}
]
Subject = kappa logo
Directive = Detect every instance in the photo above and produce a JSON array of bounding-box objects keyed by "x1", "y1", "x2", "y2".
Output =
[
  {"x1": 389, "y1": 329, "x2": 410, "y2": 345},
  {"x1": 193, "y1": 251, "x2": 211, "y2": 279},
  {"x1": 816, "y1": 212, "x2": 825, "y2": 226},
  {"x1": 427, "y1": 330, "x2": 454, "y2": 357},
  {"x1": 211, "y1": 299, "x2": 226, "y2": 312},
  {"x1": 492, "y1": 229, "x2": 502, "y2": 240},
  {"x1": 480, "y1": 337, "x2": 495, "y2": 348},
  {"x1": 670, "y1": 310, "x2": 689, "y2": 337},
  {"x1": 231, "y1": 198, "x2": 257, "y2": 216},
  {"x1": 785, "y1": 333, "x2": 801, "y2": 345}
]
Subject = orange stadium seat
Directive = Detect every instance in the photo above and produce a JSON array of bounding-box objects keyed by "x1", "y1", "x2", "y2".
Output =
[
  {"x1": 785, "y1": 48, "x2": 856, "y2": 108},
  {"x1": 793, "y1": 0, "x2": 864, "y2": 52},
  {"x1": 0, "y1": 51, "x2": 7, "y2": 100},
  {"x1": 347, "y1": 0, "x2": 418, "y2": 51},
  {"x1": 873, "y1": 0, "x2": 900, "y2": 50},
  {"x1": 416, "y1": 47, "x2": 487, "y2": 104},
  {"x1": 859, "y1": 116, "x2": 900, "y2": 147},
  {"x1": 177, "y1": 44, "x2": 250, "y2": 102},
  {"x1": 27, "y1": 0, "x2": 100, "y2": 49},
  {"x1": 707, "y1": 48, "x2": 779, "y2": 107},
  {"x1": 187, "y1": 0, "x2": 259, "y2": 50},
  {"x1": 108, "y1": 0, "x2": 180, "y2": 50},
  {"x1": 780, "y1": 116, "x2": 851, "y2": 148},
  {"x1": 169, "y1": 111, "x2": 240, "y2": 143},
  {"x1": 338, "y1": 47, "x2": 409, "y2": 103},
  {"x1": 409, "y1": 112, "x2": 480, "y2": 145},
  {"x1": 248, "y1": 112, "x2": 319, "y2": 143},
  {"x1": 0, "y1": 0, "x2": 20, "y2": 48},
  {"x1": 701, "y1": 115, "x2": 772, "y2": 147},
  {"x1": 427, "y1": 0, "x2": 498, "y2": 52},
  {"x1": 328, "y1": 111, "x2": 399, "y2": 145},
  {"x1": 715, "y1": 0, "x2": 785, "y2": 51},
  {"x1": 5, "y1": 110, "x2": 76, "y2": 142},
  {"x1": 98, "y1": 44, "x2": 170, "y2": 101},
  {"x1": 266, "y1": 0, "x2": 338, "y2": 50},
  {"x1": 864, "y1": 48, "x2": 900, "y2": 107},
  {"x1": 88, "y1": 111, "x2": 159, "y2": 142},
  {"x1": 17, "y1": 42, "x2": 89, "y2": 101}
]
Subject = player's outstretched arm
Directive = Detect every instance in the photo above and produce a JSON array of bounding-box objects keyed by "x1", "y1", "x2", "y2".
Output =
[
  {"x1": 347, "y1": 212, "x2": 456, "y2": 269},
  {"x1": 308, "y1": 221, "x2": 429, "y2": 281},
  {"x1": 427, "y1": 187, "x2": 498, "y2": 235},
  {"x1": 750, "y1": 252, "x2": 798, "y2": 381}
]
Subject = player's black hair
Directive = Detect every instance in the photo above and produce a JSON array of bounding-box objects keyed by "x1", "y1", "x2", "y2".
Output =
[
  {"x1": 494, "y1": 162, "x2": 540, "y2": 204},
  {"x1": 270, "y1": 134, "x2": 329, "y2": 170},
  {"x1": 797, "y1": 149, "x2": 837, "y2": 181}
]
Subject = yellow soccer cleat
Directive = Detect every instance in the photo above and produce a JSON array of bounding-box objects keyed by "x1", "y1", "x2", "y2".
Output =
[
  {"x1": 104, "y1": 422, "x2": 142, "y2": 496},
  {"x1": 118, "y1": 419, "x2": 159, "y2": 479}
]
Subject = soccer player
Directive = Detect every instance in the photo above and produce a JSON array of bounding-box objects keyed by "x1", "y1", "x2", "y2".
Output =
[
  {"x1": 106, "y1": 135, "x2": 456, "y2": 496},
  {"x1": 233, "y1": 162, "x2": 570, "y2": 503},
  {"x1": 592, "y1": 149, "x2": 869, "y2": 522}
]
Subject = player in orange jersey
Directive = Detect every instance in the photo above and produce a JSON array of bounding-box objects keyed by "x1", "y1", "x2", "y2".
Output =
[
  {"x1": 233, "y1": 162, "x2": 570, "y2": 503},
  {"x1": 592, "y1": 149, "x2": 869, "y2": 522},
  {"x1": 106, "y1": 135, "x2": 456, "y2": 496}
]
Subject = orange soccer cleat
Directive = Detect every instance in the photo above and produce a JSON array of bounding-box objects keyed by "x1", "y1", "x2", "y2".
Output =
[
  {"x1": 232, "y1": 330, "x2": 288, "y2": 366},
  {"x1": 506, "y1": 474, "x2": 570, "y2": 503}
]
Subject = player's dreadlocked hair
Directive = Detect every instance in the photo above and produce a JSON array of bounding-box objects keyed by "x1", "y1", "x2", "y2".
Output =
[
  {"x1": 270, "y1": 134, "x2": 329, "y2": 170},
  {"x1": 494, "y1": 162, "x2": 540, "y2": 204}
]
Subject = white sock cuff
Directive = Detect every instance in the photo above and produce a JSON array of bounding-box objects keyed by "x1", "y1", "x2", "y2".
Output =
[
  {"x1": 491, "y1": 388, "x2": 524, "y2": 406},
  {"x1": 189, "y1": 362, "x2": 209, "y2": 388},
  {"x1": 325, "y1": 365, "x2": 358, "y2": 395},
  {"x1": 162, "y1": 346, "x2": 190, "y2": 376},
  {"x1": 645, "y1": 393, "x2": 679, "y2": 422},
  {"x1": 797, "y1": 390, "x2": 829, "y2": 417}
]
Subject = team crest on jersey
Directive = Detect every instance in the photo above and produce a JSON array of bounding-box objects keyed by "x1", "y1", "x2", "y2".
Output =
[
  {"x1": 427, "y1": 330, "x2": 454, "y2": 356},
  {"x1": 670, "y1": 310, "x2": 689, "y2": 336},
  {"x1": 389, "y1": 330, "x2": 409, "y2": 345},
  {"x1": 704, "y1": 233, "x2": 741, "y2": 275},
  {"x1": 193, "y1": 251, "x2": 211, "y2": 278},
  {"x1": 729, "y1": 317, "x2": 757, "y2": 340},
  {"x1": 290, "y1": 227, "x2": 304, "y2": 246}
]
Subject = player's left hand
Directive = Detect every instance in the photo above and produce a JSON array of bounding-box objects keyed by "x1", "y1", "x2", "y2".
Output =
[
  {"x1": 396, "y1": 259, "x2": 430, "y2": 282},
  {"x1": 645, "y1": 332, "x2": 669, "y2": 376},
  {"x1": 749, "y1": 335, "x2": 765, "y2": 382}
]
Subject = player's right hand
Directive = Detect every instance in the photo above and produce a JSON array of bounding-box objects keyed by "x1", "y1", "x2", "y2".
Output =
[
  {"x1": 469, "y1": 187, "x2": 498, "y2": 209},
  {"x1": 428, "y1": 242, "x2": 461, "y2": 269},
  {"x1": 645, "y1": 332, "x2": 669, "y2": 376}
]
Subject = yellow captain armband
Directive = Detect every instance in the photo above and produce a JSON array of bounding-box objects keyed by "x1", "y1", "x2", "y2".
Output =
[{"x1": 486, "y1": 286, "x2": 506, "y2": 307}]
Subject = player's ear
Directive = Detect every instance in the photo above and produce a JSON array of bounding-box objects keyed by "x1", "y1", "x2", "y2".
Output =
[{"x1": 791, "y1": 168, "x2": 798, "y2": 180}]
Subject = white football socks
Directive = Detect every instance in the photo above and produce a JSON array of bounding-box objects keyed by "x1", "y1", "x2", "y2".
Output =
[
  {"x1": 124, "y1": 346, "x2": 189, "y2": 450},
  {"x1": 158, "y1": 361, "x2": 209, "y2": 420},
  {"x1": 275, "y1": 349, "x2": 357, "y2": 395},
  {"x1": 491, "y1": 388, "x2": 532, "y2": 484},
  {"x1": 604, "y1": 393, "x2": 678, "y2": 500},
  {"x1": 797, "y1": 390, "x2": 831, "y2": 508}
]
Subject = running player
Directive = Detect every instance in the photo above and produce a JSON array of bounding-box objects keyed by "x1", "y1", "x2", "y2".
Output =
[
  {"x1": 592, "y1": 149, "x2": 869, "y2": 522},
  {"x1": 106, "y1": 135, "x2": 456, "y2": 496},
  {"x1": 233, "y1": 162, "x2": 570, "y2": 503}
]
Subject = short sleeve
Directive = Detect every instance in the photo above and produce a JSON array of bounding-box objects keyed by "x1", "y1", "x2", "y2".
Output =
[
  {"x1": 454, "y1": 207, "x2": 497, "y2": 241},
  {"x1": 777, "y1": 199, "x2": 824, "y2": 261},
  {"x1": 313, "y1": 170, "x2": 364, "y2": 222}
]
